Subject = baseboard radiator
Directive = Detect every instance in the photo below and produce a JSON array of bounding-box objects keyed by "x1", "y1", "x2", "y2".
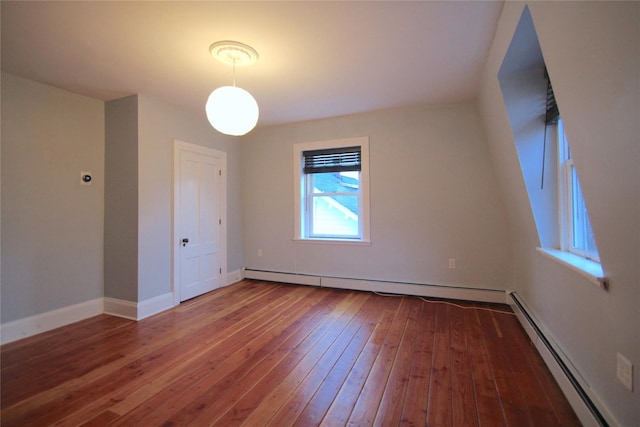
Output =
[
  {"x1": 508, "y1": 291, "x2": 611, "y2": 427},
  {"x1": 243, "y1": 269, "x2": 507, "y2": 304}
]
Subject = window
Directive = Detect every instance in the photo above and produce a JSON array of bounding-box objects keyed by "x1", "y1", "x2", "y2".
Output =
[
  {"x1": 293, "y1": 137, "x2": 370, "y2": 242},
  {"x1": 558, "y1": 119, "x2": 599, "y2": 262}
]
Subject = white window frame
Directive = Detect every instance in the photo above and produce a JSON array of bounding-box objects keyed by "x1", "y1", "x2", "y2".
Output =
[
  {"x1": 557, "y1": 120, "x2": 600, "y2": 262},
  {"x1": 293, "y1": 137, "x2": 370, "y2": 243}
]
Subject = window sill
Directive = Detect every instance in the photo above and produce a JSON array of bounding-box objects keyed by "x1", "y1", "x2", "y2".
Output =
[
  {"x1": 536, "y1": 247, "x2": 608, "y2": 290},
  {"x1": 294, "y1": 238, "x2": 371, "y2": 246}
]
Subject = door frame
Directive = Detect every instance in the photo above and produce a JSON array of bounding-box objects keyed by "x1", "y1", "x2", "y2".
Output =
[{"x1": 172, "y1": 139, "x2": 227, "y2": 305}]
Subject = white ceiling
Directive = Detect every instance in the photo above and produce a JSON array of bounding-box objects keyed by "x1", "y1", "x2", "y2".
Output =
[{"x1": 1, "y1": 1, "x2": 504, "y2": 128}]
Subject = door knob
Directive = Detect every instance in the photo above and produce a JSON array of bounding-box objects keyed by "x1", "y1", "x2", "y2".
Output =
[{"x1": 181, "y1": 238, "x2": 189, "y2": 247}]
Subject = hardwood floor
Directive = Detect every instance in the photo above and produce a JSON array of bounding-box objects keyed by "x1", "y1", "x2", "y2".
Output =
[{"x1": 1, "y1": 280, "x2": 580, "y2": 426}]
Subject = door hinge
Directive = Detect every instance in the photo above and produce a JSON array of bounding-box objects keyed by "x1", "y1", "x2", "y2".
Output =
[
  {"x1": 219, "y1": 268, "x2": 222, "y2": 274},
  {"x1": 219, "y1": 170, "x2": 222, "y2": 176},
  {"x1": 219, "y1": 219, "x2": 222, "y2": 225}
]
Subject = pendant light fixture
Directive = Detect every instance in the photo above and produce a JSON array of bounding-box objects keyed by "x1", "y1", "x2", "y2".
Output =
[{"x1": 205, "y1": 41, "x2": 259, "y2": 136}]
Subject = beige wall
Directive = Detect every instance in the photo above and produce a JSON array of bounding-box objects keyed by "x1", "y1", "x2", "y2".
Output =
[
  {"x1": 1, "y1": 73, "x2": 105, "y2": 322},
  {"x1": 242, "y1": 102, "x2": 511, "y2": 290},
  {"x1": 478, "y1": 2, "x2": 639, "y2": 425}
]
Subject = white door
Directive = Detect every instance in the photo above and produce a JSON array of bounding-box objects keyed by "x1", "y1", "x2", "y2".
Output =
[{"x1": 174, "y1": 141, "x2": 226, "y2": 302}]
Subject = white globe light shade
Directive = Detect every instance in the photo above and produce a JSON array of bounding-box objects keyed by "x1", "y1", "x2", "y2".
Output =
[{"x1": 205, "y1": 86, "x2": 259, "y2": 136}]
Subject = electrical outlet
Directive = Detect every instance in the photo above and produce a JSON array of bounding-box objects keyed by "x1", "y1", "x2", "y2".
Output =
[
  {"x1": 448, "y1": 258, "x2": 456, "y2": 269},
  {"x1": 257, "y1": 249, "x2": 263, "y2": 257},
  {"x1": 617, "y1": 353, "x2": 633, "y2": 391}
]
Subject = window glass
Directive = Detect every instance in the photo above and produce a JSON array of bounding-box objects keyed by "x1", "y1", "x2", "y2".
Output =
[
  {"x1": 308, "y1": 172, "x2": 360, "y2": 238},
  {"x1": 570, "y1": 166, "x2": 598, "y2": 257},
  {"x1": 559, "y1": 120, "x2": 599, "y2": 261}
]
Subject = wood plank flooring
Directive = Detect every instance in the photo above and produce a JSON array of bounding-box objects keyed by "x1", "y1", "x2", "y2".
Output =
[{"x1": 1, "y1": 280, "x2": 581, "y2": 426}]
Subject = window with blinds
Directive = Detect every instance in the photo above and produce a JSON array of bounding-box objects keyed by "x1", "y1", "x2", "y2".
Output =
[{"x1": 293, "y1": 138, "x2": 370, "y2": 242}]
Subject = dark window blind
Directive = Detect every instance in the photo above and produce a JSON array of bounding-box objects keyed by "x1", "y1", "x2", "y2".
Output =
[
  {"x1": 303, "y1": 146, "x2": 361, "y2": 174},
  {"x1": 545, "y1": 70, "x2": 560, "y2": 125},
  {"x1": 541, "y1": 68, "x2": 560, "y2": 189}
]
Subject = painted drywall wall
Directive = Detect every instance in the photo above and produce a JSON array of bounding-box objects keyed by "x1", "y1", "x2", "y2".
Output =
[
  {"x1": 2, "y1": 76, "x2": 244, "y2": 317},
  {"x1": 478, "y1": 2, "x2": 639, "y2": 425},
  {"x1": 104, "y1": 96, "x2": 139, "y2": 302},
  {"x1": 137, "y1": 95, "x2": 241, "y2": 301},
  {"x1": 103, "y1": 94, "x2": 241, "y2": 303},
  {"x1": 1, "y1": 73, "x2": 104, "y2": 323},
  {"x1": 242, "y1": 102, "x2": 510, "y2": 291}
]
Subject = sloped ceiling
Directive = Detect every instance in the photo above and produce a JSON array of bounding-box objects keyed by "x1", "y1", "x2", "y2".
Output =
[{"x1": 1, "y1": 1, "x2": 504, "y2": 127}]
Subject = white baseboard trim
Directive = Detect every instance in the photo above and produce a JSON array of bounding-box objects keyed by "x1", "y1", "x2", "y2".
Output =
[
  {"x1": 0, "y1": 270, "x2": 502, "y2": 345},
  {"x1": 104, "y1": 292, "x2": 175, "y2": 321},
  {"x1": 1, "y1": 298, "x2": 103, "y2": 345},
  {"x1": 103, "y1": 297, "x2": 138, "y2": 320},
  {"x1": 138, "y1": 292, "x2": 175, "y2": 320},
  {"x1": 243, "y1": 269, "x2": 506, "y2": 304},
  {"x1": 507, "y1": 291, "x2": 614, "y2": 427},
  {"x1": 226, "y1": 268, "x2": 244, "y2": 285},
  {"x1": 1, "y1": 273, "x2": 250, "y2": 344}
]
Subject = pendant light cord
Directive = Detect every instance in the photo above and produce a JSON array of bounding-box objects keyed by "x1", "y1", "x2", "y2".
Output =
[{"x1": 232, "y1": 58, "x2": 237, "y2": 87}]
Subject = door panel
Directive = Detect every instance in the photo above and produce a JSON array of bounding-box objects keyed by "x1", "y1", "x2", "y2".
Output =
[{"x1": 178, "y1": 148, "x2": 222, "y2": 302}]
